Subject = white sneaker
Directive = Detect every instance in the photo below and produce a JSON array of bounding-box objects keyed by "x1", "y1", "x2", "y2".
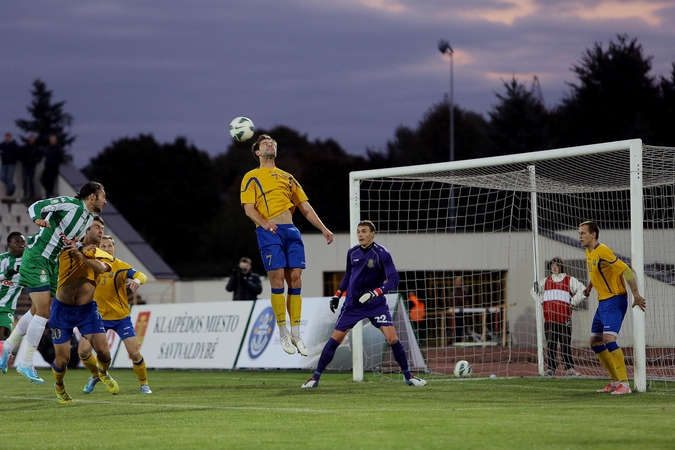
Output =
[
  {"x1": 405, "y1": 375, "x2": 427, "y2": 387},
  {"x1": 291, "y1": 335, "x2": 309, "y2": 357},
  {"x1": 280, "y1": 334, "x2": 296, "y2": 355},
  {"x1": 301, "y1": 378, "x2": 319, "y2": 389},
  {"x1": 566, "y1": 368, "x2": 581, "y2": 377}
]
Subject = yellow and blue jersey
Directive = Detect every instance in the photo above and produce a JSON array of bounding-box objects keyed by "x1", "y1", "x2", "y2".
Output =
[
  {"x1": 240, "y1": 167, "x2": 309, "y2": 222},
  {"x1": 95, "y1": 258, "x2": 146, "y2": 321},
  {"x1": 585, "y1": 243, "x2": 629, "y2": 301},
  {"x1": 57, "y1": 248, "x2": 114, "y2": 292}
]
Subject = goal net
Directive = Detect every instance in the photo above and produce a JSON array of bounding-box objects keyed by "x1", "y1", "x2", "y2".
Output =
[{"x1": 348, "y1": 139, "x2": 675, "y2": 392}]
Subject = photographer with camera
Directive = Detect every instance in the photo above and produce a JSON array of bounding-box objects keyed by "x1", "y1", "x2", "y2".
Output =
[{"x1": 226, "y1": 257, "x2": 262, "y2": 301}]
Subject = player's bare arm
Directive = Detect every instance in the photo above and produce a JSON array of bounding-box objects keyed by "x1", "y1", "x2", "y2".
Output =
[
  {"x1": 67, "y1": 244, "x2": 111, "y2": 274},
  {"x1": 34, "y1": 218, "x2": 50, "y2": 228},
  {"x1": 297, "y1": 201, "x2": 334, "y2": 244},
  {"x1": 625, "y1": 278, "x2": 646, "y2": 311},
  {"x1": 243, "y1": 203, "x2": 278, "y2": 233},
  {"x1": 583, "y1": 281, "x2": 593, "y2": 297}
]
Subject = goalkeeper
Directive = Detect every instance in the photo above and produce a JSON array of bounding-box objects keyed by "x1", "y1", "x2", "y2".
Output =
[{"x1": 301, "y1": 220, "x2": 426, "y2": 388}]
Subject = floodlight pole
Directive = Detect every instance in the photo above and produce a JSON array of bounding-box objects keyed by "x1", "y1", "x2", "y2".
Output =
[
  {"x1": 438, "y1": 40, "x2": 454, "y2": 162},
  {"x1": 439, "y1": 40, "x2": 456, "y2": 230}
]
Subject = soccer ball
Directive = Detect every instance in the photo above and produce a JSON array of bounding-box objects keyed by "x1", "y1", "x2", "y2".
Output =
[
  {"x1": 454, "y1": 360, "x2": 472, "y2": 378},
  {"x1": 229, "y1": 116, "x2": 255, "y2": 142}
]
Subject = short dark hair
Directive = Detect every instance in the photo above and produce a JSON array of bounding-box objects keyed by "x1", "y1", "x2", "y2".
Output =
[
  {"x1": 7, "y1": 231, "x2": 24, "y2": 244},
  {"x1": 580, "y1": 220, "x2": 599, "y2": 239},
  {"x1": 358, "y1": 220, "x2": 376, "y2": 232},
  {"x1": 92, "y1": 215, "x2": 105, "y2": 226},
  {"x1": 251, "y1": 134, "x2": 275, "y2": 162},
  {"x1": 76, "y1": 181, "x2": 105, "y2": 200},
  {"x1": 239, "y1": 257, "x2": 252, "y2": 264}
]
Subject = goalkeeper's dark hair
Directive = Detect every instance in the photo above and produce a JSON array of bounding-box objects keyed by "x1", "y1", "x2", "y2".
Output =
[
  {"x1": 251, "y1": 134, "x2": 276, "y2": 162},
  {"x1": 580, "y1": 220, "x2": 600, "y2": 239},
  {"x1": 75, "y1": 181, "x2": 105, "y2": 200},
  {"x1": 6, "y1": 231, "x2": 24, "y2": 244},
  {"x1": 358, "y1": 220, "x2": 376, "y2": 232}
]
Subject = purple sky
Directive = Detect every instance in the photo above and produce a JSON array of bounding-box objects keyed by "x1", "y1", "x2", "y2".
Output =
[{"x1": 2, "y1": 0, "x2": 674, "y2": 167}]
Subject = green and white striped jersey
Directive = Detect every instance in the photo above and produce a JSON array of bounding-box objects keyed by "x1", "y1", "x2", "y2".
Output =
[
  {"x1": 26, "y1": 196, "x2": 95, "y2": 261},
  {"x1": 0, "y1": 251, "x2": 22, "y2": 312}
]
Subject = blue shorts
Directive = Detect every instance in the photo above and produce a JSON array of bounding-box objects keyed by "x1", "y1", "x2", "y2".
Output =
[
  {"x1": 102, "y1": 316, "x2": 137, "y2": 340},
  {"x1": 49, "y1": 300, "x2": 105, "y2": 344},
  {"x1": 334, "y1": 299, "x2": 394, "y2": 332},
  {"x1": 255, "y1": 224, "x2": 306, "y2": 271},
  {"x1": 591, "y1": 294, "x2": 628, "y2": 338}
]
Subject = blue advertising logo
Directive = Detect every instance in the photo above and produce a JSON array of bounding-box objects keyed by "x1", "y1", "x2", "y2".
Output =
[{"x1": 248, "y1": 306, "x2": 276, "y2": 359}]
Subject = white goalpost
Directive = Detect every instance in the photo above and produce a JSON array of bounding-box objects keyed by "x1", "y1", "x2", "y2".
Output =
[{"x1": 348, "y1": 139, "x2": 675, "y2": 392}]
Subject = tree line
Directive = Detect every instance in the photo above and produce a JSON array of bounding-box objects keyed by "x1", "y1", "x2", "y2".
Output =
[{"x1": 12, "y1": 34, "x2": 675, "y2": 278}]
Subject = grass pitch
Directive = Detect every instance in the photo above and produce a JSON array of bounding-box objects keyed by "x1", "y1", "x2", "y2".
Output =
[{"x1": 2, "y1": 369, "x2": 674, "y2": 449}]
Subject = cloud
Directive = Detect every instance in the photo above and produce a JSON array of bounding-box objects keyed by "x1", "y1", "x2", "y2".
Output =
[{"x1": 1, "y1": 0, "x2": 673, "y2": 167}]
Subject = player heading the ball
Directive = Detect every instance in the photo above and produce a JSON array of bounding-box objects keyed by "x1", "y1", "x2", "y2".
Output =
[{"x1": 240, "y1": 134, "x2": 334, "y2": 357}]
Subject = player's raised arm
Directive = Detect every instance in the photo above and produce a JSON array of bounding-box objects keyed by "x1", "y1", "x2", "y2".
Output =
[{"x1": 297, "y1": 200, "x2": 333, "y2": 244}]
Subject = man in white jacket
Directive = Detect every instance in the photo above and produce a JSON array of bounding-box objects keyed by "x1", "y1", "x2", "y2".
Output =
[{"x1": 531, "y1": 257, "x2": 586, "y2": 376}]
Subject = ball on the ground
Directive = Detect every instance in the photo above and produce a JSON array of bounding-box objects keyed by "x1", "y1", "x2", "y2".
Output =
[
  {"x1": 229, "y1": 116, "x2": 255, "y2": 142},
  {"x1": 454, "y1": 360, "x2": 472, "y2": 378},
  {"x1": 490, "y1": 373, "x2": 497, "y2": 379}
]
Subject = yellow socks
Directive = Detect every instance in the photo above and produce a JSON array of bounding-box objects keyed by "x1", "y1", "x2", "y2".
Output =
[
  {"x1": 270, "y1": 289, "x2": 287, "y2": 326},
  {"x1": 81, "y1": 353, "x2": 100, "y2": 378},
  {"x1": 133, "y1": 357, "x2": 148, "y2": 385}
]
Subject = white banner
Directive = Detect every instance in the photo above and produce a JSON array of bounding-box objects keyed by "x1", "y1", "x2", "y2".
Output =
[
  {"x1": 12, "y1": 327, "x2": 121, "y2": 369},
  {"x1": 235, "y1": 294, "x2": 426, "y2": 372},
  {"x1": 112, "y1": 301, "x2": 252, "y2": 369}
]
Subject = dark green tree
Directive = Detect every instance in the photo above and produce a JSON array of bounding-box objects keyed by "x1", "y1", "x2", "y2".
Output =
[
  {"x1": 655, "y1": 62, "x2": 675, "y2": 145},
  {"x1": 552, "y1": 34, "x2": 659, "y2": 147},
  {"x1": 373, "y1": 101, "x2": 490, "y2": 167},
  {"x1": 15, "y1": 78, "x2": 76, "y2": 153},
  {"x1": 83, "y1": 134, "x2": 222, "y2": 277},
  {"x1": 487, "y1": 76, "x2": 551, "y2": 155}
]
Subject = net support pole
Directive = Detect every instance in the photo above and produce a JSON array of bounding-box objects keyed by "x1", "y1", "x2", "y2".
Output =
[
  {"x1": 349, "y1": 174, "x2": 364, "y2": 382},
  {"x1": 629, "y1": 140, "x2": 646, "y2": 392},
  {"x1": 529, "y1": 165, "x2": 545, "y2": 375}
]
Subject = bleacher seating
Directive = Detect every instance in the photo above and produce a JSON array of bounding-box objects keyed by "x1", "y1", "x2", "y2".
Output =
[
  {"x1": 0, "y1": 201, "x2": 40, "y2": 247},
  {"x1": 0, "y1": 201, "x2": 37, "y2": 316}
]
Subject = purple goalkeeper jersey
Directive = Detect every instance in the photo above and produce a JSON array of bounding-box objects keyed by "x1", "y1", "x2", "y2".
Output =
[{"x1": 338, "y1": 242, "x2": 400, "y2": 308}]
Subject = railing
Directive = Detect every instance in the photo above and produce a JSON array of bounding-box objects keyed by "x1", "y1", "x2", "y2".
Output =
[{"x1": 424, "y1": 303, "x2": 510, "y2": 347}]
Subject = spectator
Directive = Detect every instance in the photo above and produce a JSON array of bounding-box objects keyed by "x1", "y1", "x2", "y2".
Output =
[
  {"x1": 225, "y1": 257, "x2": 262, "y2": 301},
  {"x1": 19, "y1": 134, "x2": 43, "y2": 202},
  {"x1": 40, "y1": 135, "x2": 65, "y2": 197},
  {"x1": 0, "y1": 132, "x2": 21, "y2": 201},
  {"x1": 531, "y1": 256, "x2": 586, "y2": 376},
  {"x1": 407, "y1": 291, "x2": 426, "y2": 342}
]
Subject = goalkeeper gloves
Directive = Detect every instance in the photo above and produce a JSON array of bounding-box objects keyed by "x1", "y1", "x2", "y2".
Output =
[
  {"x1": 330, "y1": 290, "x2": 342, "y2": 313},
  {"x1": 6, "y1": 268, "x2": 18, "y2": 278},
  {"x1": 359, "y1": 288, "x2": 383, "y2": 304}
]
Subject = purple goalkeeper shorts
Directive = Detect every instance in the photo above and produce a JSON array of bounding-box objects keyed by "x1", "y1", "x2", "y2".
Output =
[{"x1": 334, "y1": 300, "x2": 394, "y2": 332}]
